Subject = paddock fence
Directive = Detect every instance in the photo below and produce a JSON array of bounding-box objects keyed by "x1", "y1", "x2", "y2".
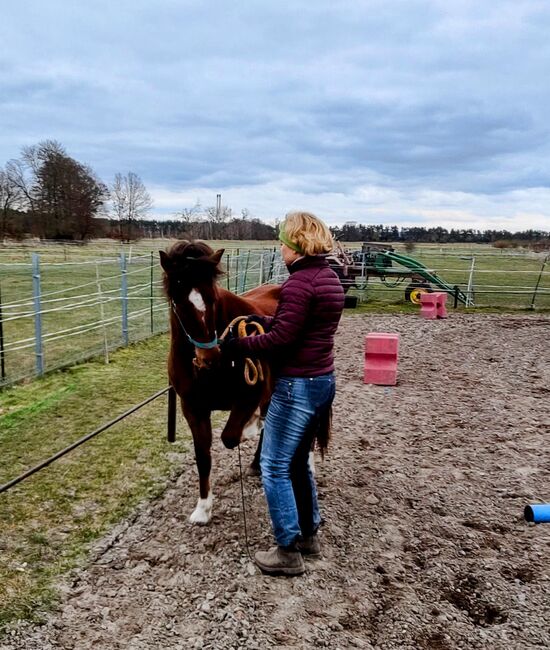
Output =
[
  {"x1": 0, "y1": 246, "x2": 548, "y2": 388},
  {"x1": 0, "y1": 249, "x2": 286, "y2": 388}
]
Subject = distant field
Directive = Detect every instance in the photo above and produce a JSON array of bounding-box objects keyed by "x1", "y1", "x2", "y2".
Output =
[
  {"x1": 346, "y1": 244, "x2": 550, "y2": 310},
  {"x1": 0, "y1": 239, "x2": 548, "y2": 386}
]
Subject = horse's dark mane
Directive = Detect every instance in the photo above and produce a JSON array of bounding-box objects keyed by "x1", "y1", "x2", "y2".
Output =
[
  {"x1": 162, "y1": 240, "x2": 224, "y2": 297},
  {"x1": 169, "y1": 239, "x2": 214, "y2": 260}
]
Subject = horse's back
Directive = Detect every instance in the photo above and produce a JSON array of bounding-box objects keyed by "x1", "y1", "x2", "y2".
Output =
[{"x1": 241, "y1": 284, "x2": 281, "y2": 315}]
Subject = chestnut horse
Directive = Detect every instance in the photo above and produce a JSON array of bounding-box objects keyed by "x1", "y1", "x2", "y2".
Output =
[{"x1": 160, "y1": 240, "x2": 280, "y2": 524}]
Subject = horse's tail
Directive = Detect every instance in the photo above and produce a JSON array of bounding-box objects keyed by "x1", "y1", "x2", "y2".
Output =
[{"x1": 314, "y1": 405, "x2": 332, "y2": 459}]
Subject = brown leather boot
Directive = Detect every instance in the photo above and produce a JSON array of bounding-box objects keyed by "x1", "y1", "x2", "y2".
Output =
[
  {"x1": 297, "y1": 534, "x2": 321, "y2": 557},
  {"x1": 254, "y1": 546, "x2": 305, "y2": 576}
]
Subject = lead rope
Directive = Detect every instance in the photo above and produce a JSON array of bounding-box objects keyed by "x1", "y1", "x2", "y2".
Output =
[
  {"x1": 237, "y1": 442, "x2": 255, "y2": 562},
  {"x1": 222, "y1": 315, "x2": 266, "y2": 561},
  {"x1": 220, "y1": 316, "x2": 265, "y2": 386}
]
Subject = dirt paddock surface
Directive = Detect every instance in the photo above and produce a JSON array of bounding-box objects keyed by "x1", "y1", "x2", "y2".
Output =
[{"x1": 4, "y1": 313, "x2": 550, "y2": 650}]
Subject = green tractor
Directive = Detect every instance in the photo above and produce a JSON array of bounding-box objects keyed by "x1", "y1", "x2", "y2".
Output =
[{"x1": 328, "y1": 243, "x2": 470, "y2": 306}]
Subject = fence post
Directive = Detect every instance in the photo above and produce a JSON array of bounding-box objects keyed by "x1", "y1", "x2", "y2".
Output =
[
  {"x1": 259, "y1": 251, "x2": 264, "y2": 286},
  {"x1": 234, "y1": 248, "x2": 240, "y2": 293},
  {"x1": 150, "y1": 251, "x2": 154, "y2": 334},
  {"x1": 240, "y1": 250, "x2": 251, "y2": 293},
  {"x1": 120, "y1": 252, "x2": 129, "y2": 346},
  {"x1": 453, "y1": 285, "x2": 459, "y2": 309},
  {"x1": 96, "y1": 264, "x2": 109, "y2": 364},
  {"x1": 529, "y1": 255, "x2": 548, "y2": 310},
  {"x1": 466, "y1": 256, "x2": 476, "y2": 307},
  {"x1": 167, "y1": 385, "x2": 177, "y2": 442},
  {"x1": 226, "y1": 251, "x2": 231, "y2": 290},
  {"x1": 268, "y1": 248, "x2": 276, "y2": 282},
  {"x1": 0, "y1": 282, "x2": 5, "y2": 381},
  {"x1": 32, "y1": 252, "x2": 44, "y2": 376}
]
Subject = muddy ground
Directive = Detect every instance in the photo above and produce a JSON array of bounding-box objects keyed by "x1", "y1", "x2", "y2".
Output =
[{"x1": 3, "y1": 313, "x2": 550, "y2": 650}]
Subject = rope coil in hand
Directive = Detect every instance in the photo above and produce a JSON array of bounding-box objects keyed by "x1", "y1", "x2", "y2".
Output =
[{"x1": 221, "y1": 316, "x2": 266, "y2": 386}]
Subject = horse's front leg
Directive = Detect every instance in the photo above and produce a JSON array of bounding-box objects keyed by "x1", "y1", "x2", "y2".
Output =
[
  {"x1": 221, "y1": 400, "x2": 262, "y2": 450},
  {"x1": 181, "y1": 400, "x2": 214, "y2": 525}
]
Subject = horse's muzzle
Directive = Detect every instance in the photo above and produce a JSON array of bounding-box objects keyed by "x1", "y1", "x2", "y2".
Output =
[{"x1": 193, "y1": 346, "x2": 221, "y2": 370}]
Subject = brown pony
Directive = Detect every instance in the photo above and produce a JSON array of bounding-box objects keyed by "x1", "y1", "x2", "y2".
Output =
[{"x1": 160, "y1": 240, "x2": 280, "y2": 524}]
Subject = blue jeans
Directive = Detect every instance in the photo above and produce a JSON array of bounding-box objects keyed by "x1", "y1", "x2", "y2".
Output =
[{"x1": 260, "y1": 373, "x2": 336, "y2": 547}]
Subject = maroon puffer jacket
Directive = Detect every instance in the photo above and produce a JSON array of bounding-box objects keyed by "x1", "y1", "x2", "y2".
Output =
[{"x1": 235, "y1": 255, "x2": 345, "y2": 377}]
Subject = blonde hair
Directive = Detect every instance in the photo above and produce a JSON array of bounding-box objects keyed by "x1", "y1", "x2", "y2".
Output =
[{"x1": 282, "y1": 211, "x2": 334, "y2": 256}]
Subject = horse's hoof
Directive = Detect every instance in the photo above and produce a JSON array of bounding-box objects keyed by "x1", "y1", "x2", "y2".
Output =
[
  {"x1": 189, "y1": 495, "x2": 213, "y2": 524},
  {"x1": 221, "y1": 436, "x2": 239, "y2": 450},
  {"x1": 246, "y1": 465, "x2": 261, "y2": 478},
  {"x1": 189, "y1": 511, "x2": 210, "y2": 525}
]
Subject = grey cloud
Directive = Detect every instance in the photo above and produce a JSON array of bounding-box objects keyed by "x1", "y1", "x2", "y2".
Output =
[{"x1": 1, "y1": 1, "x2": 550, "y2": 225}]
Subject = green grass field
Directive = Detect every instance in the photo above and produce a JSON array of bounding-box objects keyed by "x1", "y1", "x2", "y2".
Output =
[
  {"x1": 341, "y1": 243, "x2": 550, "y2": 311},
  {"x1": 0, "y1": 335, "x2": 195, "y2": 630},
  {"x1": 0, "y1": 239, "x2": 548, "y2": 632},
  {"x1": 0, "y1": 240, "x2": 548, "y2": 387}
]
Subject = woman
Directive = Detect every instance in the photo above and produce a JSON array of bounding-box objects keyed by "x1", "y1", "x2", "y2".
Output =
[{"x1": 222, "y1": 211, "x2": 345, "y2": 576}]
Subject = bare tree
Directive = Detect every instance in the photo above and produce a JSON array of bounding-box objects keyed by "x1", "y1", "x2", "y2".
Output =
[
  {"x1": 0, "y1": 163, "x2": 24, "y2": 237},
  {"x1": 204, "y1": 202, "x2": 232, "y2": 239},
  {"x1": 7, "y1": 140, "x2": 108, "y2": 240},
  {"x1": 110, "y1": 172, "x2": 153, "y2": 241},
  {"x1": 177, "y1": 200, "x2": 202, "y2": 225}
]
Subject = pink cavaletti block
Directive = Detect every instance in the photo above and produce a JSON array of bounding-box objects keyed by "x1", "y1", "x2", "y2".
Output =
[
  {"x1": 419, "y1": 292, "x2": 448, "y2": 319},
  {"x1": 364, "y1": 332, "x2": 400, "y2": 385}
]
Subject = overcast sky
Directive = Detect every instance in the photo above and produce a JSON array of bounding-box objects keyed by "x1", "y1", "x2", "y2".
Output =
[{"x1": 1, "y1": 1, "x2": 549, "y2": 230}]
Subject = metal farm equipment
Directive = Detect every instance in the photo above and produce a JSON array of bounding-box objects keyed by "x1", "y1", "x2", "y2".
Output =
[{"x1": 328, "y1": 242, "x2": 471, "y2": 306}]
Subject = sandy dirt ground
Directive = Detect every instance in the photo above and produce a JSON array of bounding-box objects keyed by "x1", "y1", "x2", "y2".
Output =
[{"x1": 3, "y1": 313, "x2": 550, "y2": 650}]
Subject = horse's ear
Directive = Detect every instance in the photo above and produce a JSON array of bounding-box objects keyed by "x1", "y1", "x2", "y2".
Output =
[
  {"x1": 159, "y1": 251, "x2": 172, "y2": 272},
  {"x1": 210, "y1": 249, "x2": 225, "y2": 265}
]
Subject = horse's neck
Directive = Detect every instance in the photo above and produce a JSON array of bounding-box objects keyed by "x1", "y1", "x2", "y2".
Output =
[
  {"x1": 216, "y1": 287, "x2": 257, "y2": 325},
  {"x1": 168, "y1": 312, "x2": 193, "y2": 354}
]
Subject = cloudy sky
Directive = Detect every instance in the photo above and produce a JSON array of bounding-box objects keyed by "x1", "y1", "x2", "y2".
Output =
[{"x1": 1, "y1": 0, "x2": 550, "y2": 230}]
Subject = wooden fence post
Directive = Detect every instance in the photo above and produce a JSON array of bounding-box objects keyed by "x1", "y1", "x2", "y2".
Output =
[{"x1": 167, "y1": 386, "x2": 177, "y2": 442}]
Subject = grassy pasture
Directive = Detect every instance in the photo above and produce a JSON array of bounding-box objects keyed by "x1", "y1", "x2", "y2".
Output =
[
  {"x1": 0, "y1": 242, "x2": 283, "y2": 386},
  {"x1": 343, "y1": 243, "x2": 550, "y2": 310},
  {"x1": 0, "y1": 240, "x2": 548, "y2": 387},
  {"x1": 0, "y1": 335, "x2": 195, "y2": 630},
  {"x1": 0, "y1": 239, "x2": 547, "y2": 632},
  {"x1": 0, "y1": 253, "x2": 168, "y2": 385}
]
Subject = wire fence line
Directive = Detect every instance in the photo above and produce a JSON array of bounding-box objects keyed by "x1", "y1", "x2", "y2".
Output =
[
  {"x1": 0, "y1": 249, "x2": 286, "y2": 388},
  {"x1": 0, "y1": 246, "x2": 548, "y2": 388}
]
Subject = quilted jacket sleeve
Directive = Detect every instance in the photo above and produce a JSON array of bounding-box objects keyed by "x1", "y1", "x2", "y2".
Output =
[{"x1": 235, "y1": 275, "x2": 312, "y2": 354}]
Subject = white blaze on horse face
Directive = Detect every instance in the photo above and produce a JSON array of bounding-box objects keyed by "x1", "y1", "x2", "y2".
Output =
[
  {"x1": 189, "y1": 492, "x2": 213, "y2": 524},
  {"x1": 188, "y1": 288, "x2": 206, "y2": 311},
  {"x1": 242, "y1": 408, "x2": 262, "y2": 441},
  {"x1": 188, "y1": 288, "x2": 206, "y2": 320}
]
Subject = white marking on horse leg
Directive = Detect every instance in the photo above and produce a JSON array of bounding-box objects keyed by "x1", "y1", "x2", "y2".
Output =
[
  {"x1": 242, "y1": 408, "x2": 262, "y2": 441},
  {"x1": 188, "y1": 288, "x2": 206, "y2": 313},
  {"x1": 189, "y1": 492, "x2": 213, "y2": 524},
  {"x1": 308, "y1": 451, "x2": 316, "y2": 476}
]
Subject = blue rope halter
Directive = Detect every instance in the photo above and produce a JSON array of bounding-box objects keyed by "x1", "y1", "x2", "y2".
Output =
[{"x1": 171, "y1": 300, "x2": 219, "y2": 349}]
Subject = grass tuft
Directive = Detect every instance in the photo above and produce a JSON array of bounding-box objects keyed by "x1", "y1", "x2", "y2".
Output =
[{"x1": 0, "y1": 334, "x2": 190, "y2": 631}]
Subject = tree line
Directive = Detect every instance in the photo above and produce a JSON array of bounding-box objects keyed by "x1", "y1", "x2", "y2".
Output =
[
  {"x1": 1, "y1": 140, "x2": 548, "y2": 245},
  {"x1": 0, "y1": 140, "x2": 153, "y2": 241}
]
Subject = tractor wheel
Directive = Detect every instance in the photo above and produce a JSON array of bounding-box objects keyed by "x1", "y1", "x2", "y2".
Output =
[{"x1": 405, "y1": 282, "x2": 432, "y2": 304}]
